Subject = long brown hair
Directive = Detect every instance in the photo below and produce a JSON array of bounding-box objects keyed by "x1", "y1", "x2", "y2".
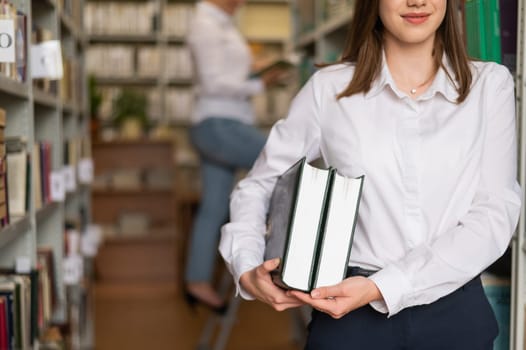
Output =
[{"x1": 336, "y1": 0, "x2": 471, "y2": 103}]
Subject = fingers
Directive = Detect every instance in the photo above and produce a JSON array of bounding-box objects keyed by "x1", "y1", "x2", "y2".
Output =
[
  {"x1": 262, "y1": 258, "x2": 280, "y2": 272},
  {"x1": 310, "y1": 284, "x2": 343, "y2": 299}
]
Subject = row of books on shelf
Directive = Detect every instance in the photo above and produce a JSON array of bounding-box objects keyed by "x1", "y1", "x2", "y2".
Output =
[
  {"x1": 92, "y1": 167, "x2": 174, "y2": 192},
  {"x1": 97, "y1": 86, "x2": 195, "y2": 125},
  {"x1": 56, "y1": 0, "x2": 82, "y2": 25},
  {"x1": 294, "y1": 0, "x2": 355, "y2": 34},
  {"x1": 0, "y1": 2, "x2": 82, "y2": 92},
  {"x1": 85, "y1": 2, "x2": 195, "y2": 38},
  {"x1": 5, "y1": 137, "x2": 55, "y2": 223},
  {"x1": 0, "y1": 113, "x2": 92, "y2": 227},
  {"x1": 322, "y1": 0, "x2": 355, "y2": 21},
  {"x1": 33, "y1": 26, "x2": 84, "y2": 107},
  {"x1": 464, "y1": 0, "x2": 517, "y2": 71},
  {"x1": 0, "y1": 247, "x2": 57, "y2": 350},
  {"x1": 0, "y1": 1, "x2": 27, "y2": 84},
  {"x1": 86, "y1": 45, "x2": 193, "y2": 80},
  {"x1": 96, "y1": 84, "x2": 293, "y2": 127}
]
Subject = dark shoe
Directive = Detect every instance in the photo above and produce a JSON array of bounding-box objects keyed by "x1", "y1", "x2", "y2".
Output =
[{"x1": 184, "y1": 291, "x2": 228, "y2": 316}]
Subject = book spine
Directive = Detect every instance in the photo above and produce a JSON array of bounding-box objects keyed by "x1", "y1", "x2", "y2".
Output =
[
  {"x1": 310, "y1": 168, "x2": 336, "y2": 290},
  {"x1": 483, "y1": 0, "x2": 501, "y2": 63},
  {"x1": 465, "y1": 0, "x2": 487, "y2": 59},
  {"x1": 275, "y1": 158, "x2": 307, "y2": 291},
  {"x1": 341, "y1": 176, "x2": 365, "y2": 282}
]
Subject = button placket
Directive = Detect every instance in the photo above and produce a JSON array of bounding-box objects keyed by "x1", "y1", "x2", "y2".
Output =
[{"x1": 397, "y1": 103, "x2": 422, "y2": 248}]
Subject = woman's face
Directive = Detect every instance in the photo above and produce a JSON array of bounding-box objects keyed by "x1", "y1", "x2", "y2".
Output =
[{"x1": 379, "y1": 0, "x2": 446, "y2": 47}]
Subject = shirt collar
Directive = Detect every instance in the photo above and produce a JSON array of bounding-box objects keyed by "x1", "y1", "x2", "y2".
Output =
[
  {"x1": 198, "y1": 1, "x2": 233, "y2": 25},
  {"x1": 365, "y1": 51, "x2": 459, "y2": 103}
]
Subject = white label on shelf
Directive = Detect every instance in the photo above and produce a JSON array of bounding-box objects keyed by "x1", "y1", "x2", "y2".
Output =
[
  {"x1": 63, "y1": 255, "x2": 83, "y2": 285},
  {"x1": 0, "y1": 20, "x2": 15, "y2": 63},
  {"x1": 78, "y1": 158, "x2": 94, "y2": 184},
  {"x1": 82, "y1": 224, "x2": 102, "y2": 258},
  {"x1": 62, "y1": 165, "x2": 77, "y2": 192},
  {"x1": 67, "y1": 229, "x2": 81, "y2": 256},
  {"x1": 15, "y1": 256, "x2": 31, "y2": 274},
  {"x1": 31, "y1": 40, "x2": 64, "y2": 80},
  {"x1": 50, "y1": 171, "x2": 66, "y2": 202}
]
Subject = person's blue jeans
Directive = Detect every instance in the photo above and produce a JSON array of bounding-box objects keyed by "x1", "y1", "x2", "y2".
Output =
[{"x1": 184, "y1": 117, "x2": 266, "y2": 283}]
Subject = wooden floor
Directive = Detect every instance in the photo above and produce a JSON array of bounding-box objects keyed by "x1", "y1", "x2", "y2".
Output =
[{"x1": 93, "y1": 283, "x2": 305, "y2": 350}]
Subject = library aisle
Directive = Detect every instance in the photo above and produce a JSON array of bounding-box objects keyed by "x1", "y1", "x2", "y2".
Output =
[{"x1": 93, "y1": 282, "x2": 302, "y2": 350}]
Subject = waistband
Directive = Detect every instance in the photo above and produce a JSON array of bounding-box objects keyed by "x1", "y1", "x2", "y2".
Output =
[
  {"x1": 346, "y1": 266, "x2": 378, "y2": 278},
  {"x1": 346, "y1": 266, "x2": 481, "y2": 290}
]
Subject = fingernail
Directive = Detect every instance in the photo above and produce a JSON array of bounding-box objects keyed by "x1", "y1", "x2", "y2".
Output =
[{"x1": 311, "y1": 290, "x2": 320, "y2": 298}]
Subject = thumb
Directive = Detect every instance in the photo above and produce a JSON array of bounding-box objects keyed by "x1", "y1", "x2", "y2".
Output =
[
  {"x1": 311, "y1": 284, "x2": 343, "y2": 299},
  {"x1": 262, "y1": 258, "x2": 280, "y2": 271}
]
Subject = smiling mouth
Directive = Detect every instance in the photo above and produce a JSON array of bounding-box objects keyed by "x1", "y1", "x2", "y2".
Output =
[{"x1": 402, "y1": 14, "x2": 430, "y2": 24}]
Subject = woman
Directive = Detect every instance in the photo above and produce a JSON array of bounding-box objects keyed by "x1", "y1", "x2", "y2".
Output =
[
  {"x1": 219, "y1": 0, "x2": 522, "y2": 348},
  {"x1": 184, "y1": 0, "x2": 281, "y2": 312}
]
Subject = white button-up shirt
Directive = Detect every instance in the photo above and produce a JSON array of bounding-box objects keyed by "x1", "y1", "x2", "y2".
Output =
[
  {"x1": 187, "y1": 1, "x2": 264, "y2": 124},
  {"x1": 219, "y1": 58, "x2": 522, "y2": 317}
]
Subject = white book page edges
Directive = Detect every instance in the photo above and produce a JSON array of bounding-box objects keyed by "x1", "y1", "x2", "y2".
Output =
[{"x1": 282, "y1": 165, "x2": 328, "y2": 290}]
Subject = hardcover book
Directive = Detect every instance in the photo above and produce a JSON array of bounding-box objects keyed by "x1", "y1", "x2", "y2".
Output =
[{"x1": 264, "y1": 157, "x2": 364, "y2": 292}]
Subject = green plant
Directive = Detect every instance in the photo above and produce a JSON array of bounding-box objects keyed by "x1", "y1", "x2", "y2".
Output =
[
  {"x1": 112, "y1": 89, "x2": 149, "y2": 129},
  {"x1": 88, "y1": 75, "x2": 102, "y2": 118}
]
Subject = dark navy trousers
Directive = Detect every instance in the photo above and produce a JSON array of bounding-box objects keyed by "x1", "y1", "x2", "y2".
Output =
[{"x1": 305, "y1": 277, "x2": 498, "y2": 350}]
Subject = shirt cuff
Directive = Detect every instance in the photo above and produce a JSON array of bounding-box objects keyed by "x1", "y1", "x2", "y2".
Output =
[
  {"x1": 368, "y1": 264, "x2": 412, "y2": 317},
  {"x1": 232, "y1": 251, "x2": 262, "y2": 300}
]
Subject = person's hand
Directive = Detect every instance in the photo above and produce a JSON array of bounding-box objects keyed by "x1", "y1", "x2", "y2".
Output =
[
  {"x1": 288, "y1": 276, "x2": 383, "y2": 319},
  {"x1": 260, "y1": 68, "x2": 290, "y2": 87},
  {"x1": 239, "y1": 258, "x2": 305, "y2": 311}
]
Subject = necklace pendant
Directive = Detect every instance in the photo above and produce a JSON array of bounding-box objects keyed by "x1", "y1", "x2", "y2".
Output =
[{"x1": 410, "y1": 88, "x2": 417, "y2": 94}]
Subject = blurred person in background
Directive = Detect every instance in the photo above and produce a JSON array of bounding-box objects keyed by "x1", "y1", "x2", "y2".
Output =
[
  {"x1": 183, "y1": 0, "x2": 283, "y2": 313},
  {"x1": 219, "y1": 0, "x2": 522, "y2": 348}
]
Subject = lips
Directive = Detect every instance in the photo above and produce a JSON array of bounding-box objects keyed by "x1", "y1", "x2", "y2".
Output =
[{"x1": 401, "y1": 13, "x2": 430, "y2": 25}]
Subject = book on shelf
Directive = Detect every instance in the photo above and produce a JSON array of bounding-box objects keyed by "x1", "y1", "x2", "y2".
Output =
[
  {"x1": 6, "y1": 136, "x2": 28, "y2": 220},
  {"x1": 464, "y1": 0, "x2": 501, "y2": 63},
  {"x1": 499, "y1": 0, "x2": 517, "y2": 72},
  {"x1": 0, "y1": 108, "x2": 7, "y2": 227},
  {"x1": 0, "y1": 269, "x2": 40, "y2": 348},
  {"x1": 264, "y1": 157, "x2": 364, "y2": 292},
  {"x1": 0, "y1": 296, "x2": 6, "y2": 349},
  {"x1": 0, "y1": 281, "x2": 15, "y2": 350}
]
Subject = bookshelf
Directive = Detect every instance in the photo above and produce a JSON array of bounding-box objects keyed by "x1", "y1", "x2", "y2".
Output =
[
  {"x1": 91, "y1": 139, "x2": 177, "y2": 237},
  {"x1": 0, "y1": 0, "x2": 93, "y2": 348},
  {"x1": 84, "y1": 0, "x2": 295, "y2": 238},
  {"x1": 292, "y1": 0, "x2": 355, "y2": 83},
  {"x1": 513, "y1": 0, "x2": 526, "y2": 348}
]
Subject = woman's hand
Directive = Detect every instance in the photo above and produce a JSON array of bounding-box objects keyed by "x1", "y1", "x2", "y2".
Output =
[
  {"x1": 239, "y1": 258, "x2": 305, "y2": 311},
  {"x1": 260, "y1": 68, "x2": 290, "y2": 87},
  {"x1": 288, "y1": 276, "x2": 383, "y2": 319}
]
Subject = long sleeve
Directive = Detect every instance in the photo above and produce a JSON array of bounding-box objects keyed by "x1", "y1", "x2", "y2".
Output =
[
  {"x1": 219, "y1": 77, "x2": 322, "y2": 298},
  {"x1": 369, "y1": 68, "x2": 522, "y2": 316},
  {"x1": 187, "y1": 16, "x2": 263, "y2": 99}
]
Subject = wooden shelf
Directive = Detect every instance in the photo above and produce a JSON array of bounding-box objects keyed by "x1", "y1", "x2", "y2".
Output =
[
  {"x1": 0, "y1": 76, "x2": 28, "y2": 99},
  {"x1": 92, "y1": 140, "x2": 177, "y2": 236},
  {"x1": 94, "y1": 76, "x2": 159, "y2": 86},
  {"x1": 0, "y1": 216, "x2": 31, "y2": 250},
  {"x1": 92, "y1": 188, "x2": 175, "y2": 196},
  {"x1": 33, "y1": 88, "x2": 59, "y2": 108},
  {"x1": 88, "y1": 34, "x2": 158, "y2": 44}
]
